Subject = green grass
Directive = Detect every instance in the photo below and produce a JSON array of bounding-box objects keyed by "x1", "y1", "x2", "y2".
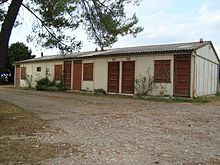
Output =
[
  {"x1": 135, "y1": 93, "x2": 220, "y2": 104},
  {"x1": 173, "y1": 97, "x2": 210, "y2": 103},
  {"x1": 32, "y1": 88, "x2": 220, "y2": 104},
  {"x1": 67, "y1": 90, "x2": 220, "y2": 103},
  {"x1": 135, "y1": 96, "x2": 193, "y2": 103}
]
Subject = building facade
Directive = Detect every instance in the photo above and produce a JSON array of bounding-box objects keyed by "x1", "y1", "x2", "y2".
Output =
[{"x1": 14, "y1": 41, "x2": 219, "y2": 98}]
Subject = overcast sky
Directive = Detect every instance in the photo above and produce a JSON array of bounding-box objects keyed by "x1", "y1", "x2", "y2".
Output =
[{"x1": 10, "y1": 0, "x2": 220, "y2": 57}]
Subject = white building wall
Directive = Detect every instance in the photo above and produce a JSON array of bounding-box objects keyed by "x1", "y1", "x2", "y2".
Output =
[
  {"x1": 194, "y1": 44, "x2": 219, "y2": 96},
  {"x1": 19, "y1": 54, "x2": 175, "y2": 95},
  {"x1": 20, "y1": 60, "x2": 63, "y2": 88},
  {"x1": 194, "y1": 56, "x2": 218, "y2": 96},
  {"x1": 135, "y1": 54, "x2": 173, "y2": 96},
  {"x1": 81, "y1": 54, "x2": 174, "y2": 96},
  {"x1": 82, "y1": 58, "x2": 108, "y2": 91},
  {"x1": 94, "y1": 58, "x2": 110, "y2": 91},
  {"x1": 20, "y1": 63, "x2": 33, "y2": 88}
]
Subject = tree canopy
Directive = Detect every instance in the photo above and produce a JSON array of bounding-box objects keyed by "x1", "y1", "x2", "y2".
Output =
[
  {"x1": 0, "y1": 42, "x2": 34, "y2": 84},
  {"x1": 0, "y1": 0, "x2": 143, "y2": 69},
  {"x1": 8, "y1": 42, "x2": 34, "y2": 65}
]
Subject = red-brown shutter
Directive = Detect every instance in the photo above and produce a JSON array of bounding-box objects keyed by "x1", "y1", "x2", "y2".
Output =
[
  {"x1": 83, "y1": 63, "x2": 93, "y2": 81},
  {"x1": 154, "y1": 60, "x2": 170, "y2": 83},
  {"x1": 21, "y1": 67, "x2": 26, "y2": 79}
]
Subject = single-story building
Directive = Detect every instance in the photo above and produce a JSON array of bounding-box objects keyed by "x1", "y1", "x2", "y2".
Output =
[{"x1": 14, "y1": 40, "x2": 219, "y2": 98}]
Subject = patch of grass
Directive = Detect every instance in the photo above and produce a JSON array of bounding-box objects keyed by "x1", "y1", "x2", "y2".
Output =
[
  {"x1": 135, "y1": 95, "x2": 216, "y2": 104},
  {"x1": 67, "y1": 89, "x2": 220, "y2": 104},
  {"x1": 0, "y1": 101, "x2": 45, "y2": 136},
  {"x1": 0, "y1": 139, "x2": 78, "y2": 164},
  {"x1": 192, "y1": 97, "x2": 211, "y2": 103},
  {"x1": 0, "y1": 100, "x2": 80, "y2": 164},
  {"x1": 215, "y1": 92, "x2": 220, "y2": 96},
  {"x1": 23, "y1": 87, "x2": 35, "y2": 90},
  {"x1": 171, "y1": 97, "x2": 210, "y2": 104},
  {"x1": 40, "y1": 87, "x2": 220, "y2": 104}
]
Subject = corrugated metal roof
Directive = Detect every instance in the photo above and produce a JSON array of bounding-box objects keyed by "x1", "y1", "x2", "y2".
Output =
[{"x1": 15, "y1": 41, "x2": 211, "y2": 64}]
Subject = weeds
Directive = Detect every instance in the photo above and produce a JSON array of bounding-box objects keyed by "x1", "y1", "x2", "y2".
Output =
[{"x1": 135, "y1": 70, "x2": 156, "y2": 96}]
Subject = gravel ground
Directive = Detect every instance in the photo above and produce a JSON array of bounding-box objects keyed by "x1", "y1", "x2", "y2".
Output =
[{"x1": 0, "y1": 86, "x2": 219, "y2": 165}]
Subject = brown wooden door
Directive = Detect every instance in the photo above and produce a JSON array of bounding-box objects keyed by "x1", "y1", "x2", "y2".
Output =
[
  {"x1": 174, "y1": 55, "x2": 191, "y2": 97},
  {"x1": 73, "y1": 60, "x2": 82, "y2": 90},
  {"x1": 54, "y1": 65, "x2": 62, "y2": 80},
  {"x1": 64, "y1": 61, "x2": 72, "y2": 89},
  {"x1": 122, "y1": 61, "x2": 135, "y2": 94},
  {"x1": 15, "y1": 65, "x2": 20, "y2": 87},
  {"x1": 108, "y1": 62, "x2": 120, "y2": 93}
]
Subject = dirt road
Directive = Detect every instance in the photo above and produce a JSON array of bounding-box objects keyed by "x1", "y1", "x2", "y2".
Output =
[{"x1": 0, "y1": 87, "x2": 219, "y2": 164}]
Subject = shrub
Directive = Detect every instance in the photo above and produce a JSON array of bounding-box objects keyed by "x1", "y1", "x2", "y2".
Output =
[
  {"x1": 55, "y1": 78, "x2": 66, "y2": 91},
  {"x1": 35, "y1": 77, "x2": 51, "y2": 90},
  {"x1": 35, "y1": 77, "x2": 66, "y2": 91},
  {"x1": 94, "y1": 88, "x2": 106, "y2": 95}
]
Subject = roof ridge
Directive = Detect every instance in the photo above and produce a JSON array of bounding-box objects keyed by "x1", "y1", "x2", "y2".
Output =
[{"x1": 107, "y1": 41, "x2": 211, "y2": 51}]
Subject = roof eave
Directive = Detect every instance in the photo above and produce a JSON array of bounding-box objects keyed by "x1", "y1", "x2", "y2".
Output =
[{"x1": 14, "y1": 50, "x2": 194, "y2": 64}]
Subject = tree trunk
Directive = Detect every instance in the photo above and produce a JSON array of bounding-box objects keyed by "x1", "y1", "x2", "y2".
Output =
[{"x1": 0, "y1": 0, "x2": 23, "y2": 70}]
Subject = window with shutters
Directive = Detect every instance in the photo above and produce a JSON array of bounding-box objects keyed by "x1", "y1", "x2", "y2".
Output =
[
  {"x1": 154, "y1": 60, "x2": 171, "y2": 83},
  {"x1": 21, "y1": 67, "x2": 26, "y2": 79},
  {"x1": 54, "y1": 65, "x2": 62, "y2": 80},
  {"x1": 83, "y1": 63, "x2": 93, "y2": 81}
]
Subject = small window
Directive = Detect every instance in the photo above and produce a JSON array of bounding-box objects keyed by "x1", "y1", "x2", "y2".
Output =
[
  {"x1": 54, "y1": 65, "x2": 62, "y2": 80},
  {"x1": 37, "y1": 67, "x2": 41, "y2": 72},
  {"x1": 83, "y1": 63, "x2": 93, "y2": 81},
  {"x1": 21, "y1": 67, "x2": 26, "y2": 79},
  {"x1": 154, "y1": 60, "x2": 171, "y2": 83}
]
